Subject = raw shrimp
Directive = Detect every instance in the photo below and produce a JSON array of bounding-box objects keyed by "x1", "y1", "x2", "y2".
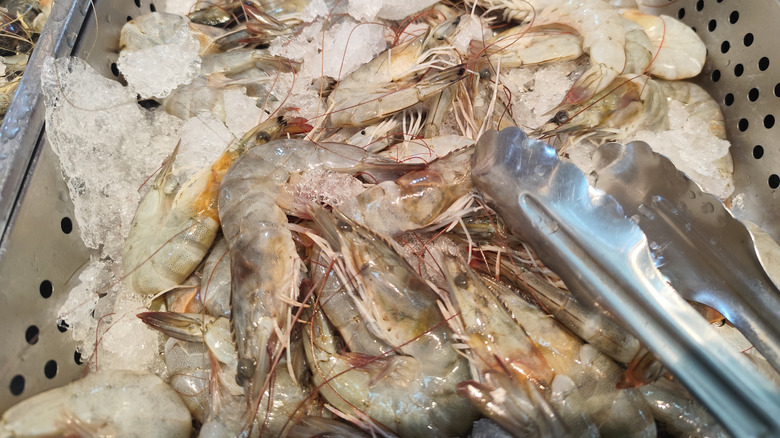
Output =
[
  {"x1": 327, "y1": 17, "x2": 468, "y2": 127},
  {"x1": 537, "y1": 74, "x2": 667, "y2": 140},
  {"x1": 311, "y1": 247, "x2": 395, "y2": 357},
  {"x1": 484, "y1": 276, "x2": 657, "y2": 437},
  {"x1": 329, "y1": 63, "x2": 468, "y2": 128},
  {"x1": 640, "y1": 377, "x2": 729, "y2": 438},
  {"x1": 657, "y1": 79, "x2": 728, "y2": 140},
  {"x1": 304, "y1": 206, "x2": 478, "y2": 437},
  {"x1": 217, "y1": 138, "x2": 416, "y2": 422},
  {"x1": 475, "y1": 253, "x2": 642, "y2": 364},
  {"x1": 140, "y1": 312, "x2": 320, "y2": 437},
  {"x1": 123, "y1": 116, "x2": 301, "y2": 296},
  {"x1": 0, "y1": 370, "x2": 192, "y2": 437},
  {"x1": 201, "y1": 236, "x2": 232, "y2": 318},
  {"x1": 438, "y1": 254, "x2": 570, "y2": 436},
  {"x1": 490, "y1": 0, "x2": 629, "y2": 103},
  {"x1": 340, "y1": 145, "x2": 476, "y2": 237},
  {"x1": 621, "y1": 9, "x2": 706, "y2": 80}
]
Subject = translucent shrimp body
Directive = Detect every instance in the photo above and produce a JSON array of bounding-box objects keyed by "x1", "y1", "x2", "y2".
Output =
[
  {"x1": 0, "y1": 370, "x2": 192, "y2": 438},
  {"x1": 218, "y1": 139, "x2": 410, "y2": 415},
  {"x1": 341, "y1": 145, "x2": 476, "y2": 237},
  {"x1": 487, "y1": 278, "x2": 657, "y2": 437},
  {"x1": 327, "y1": 17, "x2": 468, "y2": 127},
  {"x1": 305, "y1": 207, "x2": 478, "y2": 437},
  {"x1": 123, "y1": 117, "x2": 295, "y2": 296},
  {"x1": 621, "y1": 10, "x2": 706, "y2": 80}
]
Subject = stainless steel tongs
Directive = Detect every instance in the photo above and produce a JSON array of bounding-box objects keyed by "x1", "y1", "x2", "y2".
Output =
[{"x1": 471, "y1": 127, "x2": 780, "y2": 436}]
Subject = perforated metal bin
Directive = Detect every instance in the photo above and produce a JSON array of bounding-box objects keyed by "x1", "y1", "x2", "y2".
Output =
[{"x1": 0, "y1": 0, "x2": 777, "y2": 427}]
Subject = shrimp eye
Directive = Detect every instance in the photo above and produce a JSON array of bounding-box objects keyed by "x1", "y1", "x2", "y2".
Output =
[
  {"x1": 255, "y1": 132, "x2": 271, "y2": 143},
  {"x1": 479, "y1": 68, "x2": 490, "y2": 80},
  {"x1": 552, "y1": 110, "x2": 569, "y2": 125},
  {"x1": 454, "y1": 273, "x2": 469, "y2": 288},
  {"x1": 336, "y1": 220, "x2": 352, "y2": 232},
  {"x1": 360, "y1": 130, "x2": 366, "y2": 135},
  {"x1": 235, "y1": 358, "x2": 255, "y2": 386}
]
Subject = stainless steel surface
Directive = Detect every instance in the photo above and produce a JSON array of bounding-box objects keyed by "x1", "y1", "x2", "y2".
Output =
[
  {"x1": 593, "y1": 140, "x2": 780, "y2": 373},
  {"x1": 0, "y1": 0, "x2": 158, "y2": 414},
  {"x1": 656, "y1": 0, "x2": 780, "y2": 242},
  {"x1": 0, "y1": 0, "x2": 91, "y2": 242},
  {"x1": 472, "y1": 127, "x2": 780, "y2": 437}
]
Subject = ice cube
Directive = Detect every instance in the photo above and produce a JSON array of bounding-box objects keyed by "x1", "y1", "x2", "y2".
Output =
[
  {"x1": 117, "y1": 12, "x2": 201, "y2": 99},
  {"x1": 41, "y1": 56, "x2": 182, "y2": 252}
]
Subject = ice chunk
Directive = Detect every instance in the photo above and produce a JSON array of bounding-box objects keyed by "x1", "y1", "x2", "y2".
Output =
[
  {"x1": 176, "y1": 113, "x2": 232, "y2": 179},
  {"x1": 41, "y1": 56, "x2": 182, "y2": 253},
  {"x1": 57, "y1": 258, "x2": 108, "y2": 351},
  {"x1": 160, "y1": 0, "x2": 198, "y2": 16},
  {"x1": 270, "y1": 17, "x2": 386, "y2": 80},
  {"x1": 376, "y1": 0, "x2": 441, "y2": 21},
  {"x1": 223, "y1": 88, "x2": 264, "y2": 138},
  {"x1": 117, "y1": 13, "x2": 201, "y2": 99},
  {"x1": 98, "y1": 291, "x2": 162, "y2": 372},
  {"x1": 347, "y1": 0, "x2": 382, "y2": 21},
  {"x1": 631, "y1": 99, "x2": 734, "y2": 200},
  {"x1": 504, "y1": 60, "x2": 586, "y2": 130}
]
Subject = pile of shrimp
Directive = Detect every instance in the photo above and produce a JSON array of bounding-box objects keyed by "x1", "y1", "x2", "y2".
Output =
[
  {"x1": 3, "y1": 0, "x2": 768, "y2": 437},
  {"x1": 0, "y1": 0, "x2": 50, "y2": 119}
]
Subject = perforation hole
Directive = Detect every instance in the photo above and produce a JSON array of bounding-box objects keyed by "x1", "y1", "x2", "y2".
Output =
[
  {"x1": 25, "y1": 325, "x2": 39, "y2": 344},
  {"x1": 74, "y1": 350, "x2": 84, "y2": 365},
  {"x1": 753, "y1": 145, "x2": 764, "y2": 159},
  {"x1": 729, "y1": 10, "x2": 739, "y2": 24},
  {"x1": 44, "y1": 360, "x2": 58, "y2": 379},
  {"x1": 708, "y1": 20, "x2": 716, "y2": 32},
  {"x1": 57, "y1": 320, "x2": 69, "y2": 333},
  {"x1": 133, "y1": 0, "x2": 140, "y2": 7},
  {"x1": 738, "y1": 118, "x2": 749, "y2": 132},
  {"x1": 749, "y1": 88, "x2": 759, "y2": 102},
  {"x1": 110, "y1": 62, "x2": 119, "y2": 77},
  {"x1": 720, "y1": 41, "x2": 730, "y2": 54},
  {"x1": 9, "y1": 375, "x2": 24, "y2": 396},
  {"x1": 765, "y1": 115, "x2": 775, "y2": 129},
  {"x1": 695, "y1": 0, "x2": 703, "y2": 11},
  {"x1": 724, "y1": 93, "x2": 734, "y2": 106},
  {"x1": 711, "y1": 69, "x2": 721, "y2": 82},
  {"x1": 770, "y1": 175, "x2": 780, "y2": 190},
  {"x1": 744, "y1": 33, "x2": 754, "y2": 47},
  {"x1": 734, "y1": 64, "x2": 744, "y2": 77},
  {"x1": 126, "y1": 15, "x2": 133, "y2": 22},
  {"x1": 40, "y1": 280, "x2": 52, "y2": 298},
  {"x1": 61, "y1": 217, "x2": 72, "y2": 234},
  {"x1": 759, "y1": 57, "x2": 770, "y2": 71},
  {"x1": 150, "y1": 3, "x2": 156, "y2": 12},
  {"x1": 775, "y1": 83, "x2": 780, "y2": 97},
  {"x1": 678, "y1": 8, "x2": 685, "y2": 19}
]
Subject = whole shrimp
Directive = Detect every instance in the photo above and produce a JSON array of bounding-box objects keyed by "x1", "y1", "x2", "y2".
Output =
[
  {"x1": 0, "y1": 370, "x2": 192, "y2": 437},
  {"x1": 217, "y1": 138, "x2": 418, "y2": 424},
  {"x1": 537, "y1": 74, "x2": 667, "y2": 141},
  {"x1": 123, "y1": 116, "x2": 305, "y2": 296},
  {"x1": 140, "y1": 311, "x2": 321, "y2": 437},
  {"x1": 483, "y1": 0, "x2": 628, "y2": 103},
  {"x1": 438, "y1": 254, "x2": 570, "y2": 436},
  {"x1": 304, "y1": 206, "x2": 478, "y2": 437},
  {"x1": 327, "y1": 16, "x2": 468, "y2": 127},
  {"x1": 483, "y1": 274, "x2": 657, "y2": 437},
  {"x1": 340, "y1": 145, "x2": 476, "y2": 237}
]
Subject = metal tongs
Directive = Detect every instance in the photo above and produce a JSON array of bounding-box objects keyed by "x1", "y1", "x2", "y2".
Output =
[{"x1": 471, "y1": 127, "x2": 780, "y2": 436}]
